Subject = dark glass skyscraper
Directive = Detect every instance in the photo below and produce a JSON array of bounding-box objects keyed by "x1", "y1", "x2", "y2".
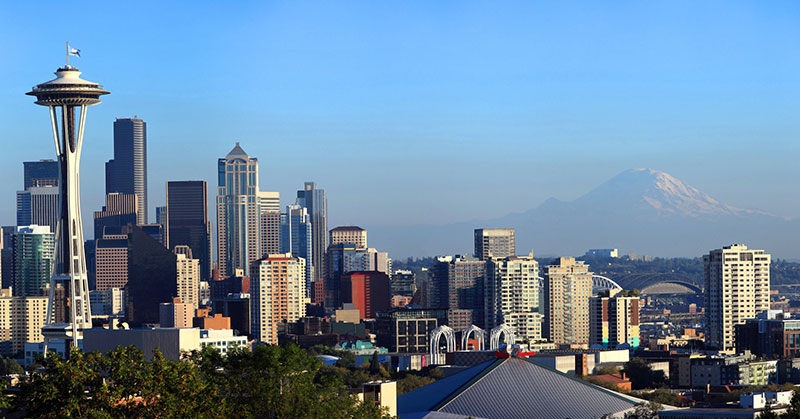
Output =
[
  {"x1": 106, "y1": 117, "x2": 148, "y2": 224},
  {"x1": 23, "y1": 160, "x2": 59, "y2": 189},
  {"x1": 126, "y1": 225, "x2": 176, "y2": 325},
  {"x1": 296, "y1": 182, "x2": 327, "y2": 285},
  {"x1": 166, "y1": 181, "x2": 211, "y2": 280}
]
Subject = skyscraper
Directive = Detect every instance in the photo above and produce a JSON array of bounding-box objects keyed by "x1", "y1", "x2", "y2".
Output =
[
  {"x1": 0, "y1": 227, "x2": 16, "y2": 289},
  {"x1": 296, "y1": 182, "x2": 327, "y2": 284},
  {"x1": 126, "y1": 225, "x2": 177, "y2": 325},
  {"x1": 280, "y1": 204, "x2": 313, "y2": 296},
  {"x1": 250, "y1": 254, "x2": 307, "y2": 344},
  {"x1": 258, "y1": 191, "x2": 281, "y2": 257},
  {"x1": 217, "y1": 144, "x2": 259, "y2": 278},
  {"x1": 485, "y1": 254, "x2": 541, "y2": 341},
  {"x1": 16, "y1": 186, "x2": 59, "y2": 234},
  {"x1": 93, "y1": 193, "x2": 138, "y2": 240},
  {"x1": 106, "y1": 117, "x2": 148, "y2": 224},
  {"x1": 94, "y1": 227, "x2": 129, "y2": 291},
  {"x1": 23, "y1": 160, "x2": 59, "y2": 189},
  {"x1": 166, "y1": 181, "x2": 211, "y2": 281},
  {"x1": 589, "y1": 289, "x2": 640, "y2": 350},
  {"x1": 330, "y1": 226, "x2": 367, "y2": 249},
  {"x1": 474, "y1": 228, "x2": 516, "y2": 261},
  {"x1": 325, "y1": 244, "x2": 391, "y2": 310},
  {"x1": 428, "y1": 255, "x2": 486, "y2": 328},
  {"x1": 12, "y1": 225, "x2": 55, "y2": 297},
  {"x1": 543, "y1": 257, "x2": 592, "y2": 345},
  {"x1": 704, "y1": 244, "x2": 771, "y2": 351}
]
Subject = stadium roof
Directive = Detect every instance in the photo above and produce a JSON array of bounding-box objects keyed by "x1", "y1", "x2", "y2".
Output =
[{"x1": 398, "y1": 356, "x2": 650, "y2": 419}]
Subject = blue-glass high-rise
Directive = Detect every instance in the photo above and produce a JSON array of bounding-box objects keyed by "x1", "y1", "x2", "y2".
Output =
[
  {"x1": 280, "y1": 204, "x2": 313, "y2": 295},
  {"x1": 106, "y1": 117, "x2": 148, "y2": 224}
]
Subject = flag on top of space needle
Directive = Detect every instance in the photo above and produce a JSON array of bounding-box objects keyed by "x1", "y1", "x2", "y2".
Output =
[{"x1": 69, "y1": 46, "x2": 80, "y2": 57}]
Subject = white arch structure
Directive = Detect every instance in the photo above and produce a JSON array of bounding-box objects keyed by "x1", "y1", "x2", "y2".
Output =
[
  {"x1": 461, "y1": 325, "x2": 485, "y2": 351},
  {"x1": 429, "y1": 325, "x2": 456, "y2": 365},
  {"x1": 490, "y1": 324, "x2": 516, "y2": 350},
  {"x1": 592, "y1": 274, "x2": 623, "y2": 295}
]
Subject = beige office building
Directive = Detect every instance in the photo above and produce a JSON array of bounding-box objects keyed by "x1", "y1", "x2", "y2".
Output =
[
  {"x1": 544, "y1": 257, "x2": 592, "y2": 345},
  {"x1": 174, "y1": 246, "x2": 200, "y2": 310},
  {"x1": 329, "y1": 226, "x2": 368, "y2": 249},
  {"x1": 704, "y1": 244, "x2": 771, "y2": 351},
  {"x1": 474, "y1": 228, "x2": 515, "y2": 261},
  {"x1": 159, "y1": 298, "x2": 194, "y2": 328},
  {"x1": 485, "y1": 254, "x2": 542, "y2": 342},
  {"x1": 0, "y1": 288, "x2": 48, "y2": 355},
  {"x1": 95, "y1": 229, "x2": 128, "y2": 291},
  {"x1": 250, "y1": 254, "x2": 307, "y2": 344}
]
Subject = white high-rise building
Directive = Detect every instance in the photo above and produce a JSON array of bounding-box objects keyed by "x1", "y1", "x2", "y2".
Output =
[
  {"x1": 485, "y1": 253, "x2": 542, "y2": 342},
  {"x1": 250, "y1": 254, "x2": 306, "y2": 344},
  {"x1": 174, "y1": 246, "x2": 200, "y2": 311},
  {"x1": 543, "y1": 257, "x2": 592, "y2": 345},
  {"x1": 704, "y1": 244, "x2": 771, "y2": 351}
]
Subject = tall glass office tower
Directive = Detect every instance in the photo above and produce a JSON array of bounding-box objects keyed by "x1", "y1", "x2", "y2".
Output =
[
  {"x1": 217, "y1": 143, "x2": 259, "y2": 278},
  {"x1": 167, "y1": 180, "x2": 212, "y2": 281},
  {"x1": 296, "y1": 182, "x2": 327, "y2": 284},
  {"x1": 106, "y1": 117, "x2": 148, "y2": 224},
  {"x1": 280, "y1": 204, "x2": 313, "y2": 294}
]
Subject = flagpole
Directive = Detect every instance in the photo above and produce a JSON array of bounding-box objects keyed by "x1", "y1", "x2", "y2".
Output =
[{"x1": 66, "y1": 41, "x2": 69, "y2": 67}]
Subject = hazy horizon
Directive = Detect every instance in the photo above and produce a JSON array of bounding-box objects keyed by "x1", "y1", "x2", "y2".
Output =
[{"x1": 2, "y1": 2, "x2": 798, "y2": 253}]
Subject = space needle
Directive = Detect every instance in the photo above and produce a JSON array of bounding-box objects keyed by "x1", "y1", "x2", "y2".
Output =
[{"x1": 26, "y1": 45, "x2": 109, "y2": 351}]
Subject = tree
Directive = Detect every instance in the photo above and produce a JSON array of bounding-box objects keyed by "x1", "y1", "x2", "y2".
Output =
[
  {"x1": 0, "y1": 356, "x2": 24, "y2": 376},
  {"x1": 624, "y1": 358, "x2": 667, "y2": 390},
  {"x1": 369, "y1": 352, "x2": 381, "y2": 375},
  {"x1": 782, "y1": 389, "x2": 800, "y2": 419},
  {"x1": 623, "y1": 402, "x2": 659, "y2": 419},
  {"x1": 13, "y1": 346, "x2": 229, "y2": 418}
]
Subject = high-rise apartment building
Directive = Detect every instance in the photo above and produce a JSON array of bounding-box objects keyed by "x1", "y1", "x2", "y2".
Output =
[
  {"x1": 544, "y1": 257, "x2": 592, "y2": 345},
  {"x1": 429, "y1": 255, "x2": 486, "y2": 329},
  {"x1": 93, "y1": 193, "x2": 138, "y2": 240},
  {"x1": 249, "y1": 254, "x2": 307, "y2": 344},
  {"x1": 16, "y1": 186, "x2": 59, "y2": 234},
  {"x1": 704, "y1": 244, "x2": 771, "y2": 351},
  {"x1": 474, "y1": 228, "x2": 516, "y2": 261},
  {"x1": 156, "y1": 206, "x2": 167, "y2": 231},
  {"x1": 280, "y1": 204, "x2": 313, "y2": 296},
  {"x1": 485, "y1": 254, "x2": 541, "y2": 341},
  {"x1": 330, "y1": 226, "x2": 367, "y2": 249},
  {"x1": 296, "y1": 182, "x2": 327, "y2": 285},
  {"x1": 589, "y1": 289, "x2": 640, "y2": 350},
  {"x1": 217, "y1": 143, "x2": 260, "y2": 278},
  {"x1": 174, "y1": 245, "x2": 200, "y2": 310},
  {"x1": 106, "y1": 117, "x2": 148, "y2": 224},
  {"x1": 23, "y1": 160, "x2": 59, "y2": 189},
  {"x1": 12, "y1": 225, "x2": 55, "y2": 297},
  {"x1": 258, "y1": 191, "x2": 281, "y2": 257},
  {"x1": 0, "y1": 288, "x2": 48, "y2": 356},
  {"x1": 391, "y1": 270, "x2": 416, "y2": 298},
  {"x1": 166, "y1": 181, "x2": 212, "y2": 281}
]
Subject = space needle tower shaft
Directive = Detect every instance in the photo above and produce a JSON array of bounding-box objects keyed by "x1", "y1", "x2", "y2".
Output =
[{"x1": 26, "y1": 56, "x2": 109, "y2": 350}]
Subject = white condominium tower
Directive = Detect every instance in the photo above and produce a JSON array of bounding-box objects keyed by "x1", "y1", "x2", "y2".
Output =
[
  {"x1": 704, "y1": 244, "x2": 770, "y2": 352},
  {"x1": 485, "y1": 253, "x2": 542, "y2": 342},
  {"x1": 543, "y1": 257, "x2": 592, "y2": 345}
]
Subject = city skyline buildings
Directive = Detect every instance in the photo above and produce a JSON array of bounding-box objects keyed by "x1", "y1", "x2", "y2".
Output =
[{"x1": 3, "y1": 3, "x2": 800, "y2": 262}]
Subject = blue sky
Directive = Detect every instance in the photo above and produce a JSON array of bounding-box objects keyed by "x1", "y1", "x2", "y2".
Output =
[{"x1": 1, "y1": 1, "x2": 799, "y2": 233}]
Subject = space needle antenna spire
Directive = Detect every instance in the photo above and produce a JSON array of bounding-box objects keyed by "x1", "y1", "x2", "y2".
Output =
[{"x1": 26, "y1": 48, "x2": 108, "y2": 355}]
